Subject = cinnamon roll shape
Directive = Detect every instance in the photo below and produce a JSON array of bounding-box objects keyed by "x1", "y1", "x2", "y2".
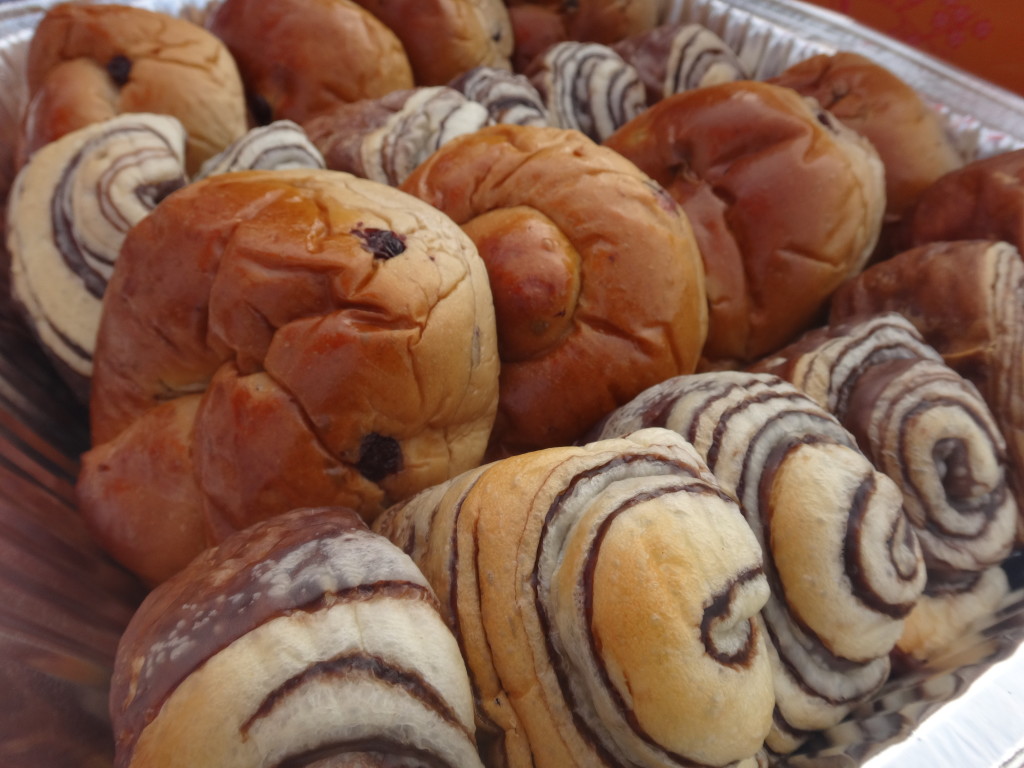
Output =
[
  {"x1": 752, "y1": 313, "x2": 1017, "y2": 578},
  {"x1": 193, "y1": 120, "x2": 325, "y2": 178},
  {"x1": 591, "y1": 372, "x2": 927, "y2": 753},
  {"x1": 526, "y1": 41, "x2": 646, "y2": 142},
  {"x1": 303, "y1": 87, "x2": 492, "y2": 186},
  {"x1": 373, "y1": 428, "x2": 776, "y2": 768},
  {"x1": 830, "y1": 240, "x2": 1024, "y2": 542},
  {"x1": 612, "y1": 22, "x2": 747, "y2": 105},
  {"x1": 448, "y1": 66, "x2": 551, "y2": 126},
  {"x1": 110, "y1": 507, "x2": 483, "y2": 768},
  {"x1": 5, "y1": 112, "x2": 188, "y2": 399}
]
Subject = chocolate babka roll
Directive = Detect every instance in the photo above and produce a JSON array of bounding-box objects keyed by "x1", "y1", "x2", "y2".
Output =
[
  {"x1": 448, "y1": 65, "x2": 551, "y2": 126},
  {"x1": 612, "y1": 22, "x2": 747, "y2": 105},
  {"x1": 753, "y1": 313, "x2": 1017, "y2": 578},
  {"x1": 194, "y1": 119, "x2": 325, "y2": 178},
  {"x1": 6, "y1": 112, "x2": 188, "y2": 399},
  {"x1": 374, "y1": 428, "x2": 776, "y2": 768},
  {"x1": 592, "y1": 372, "x2": 927, "y2": 754},
  {"x1": 303, "y1": 86, "x2": 492, "y2": 186},
  {"x1": 831, "y1": 240, "x2": 1024, "y2": 543},
  {"x1": 110, "y1": 506, "x2": 483, "y2": 768},
  {"x1": 752, "y1": 313, "x2": 1017, "y2": 666},
  {"x1": 526, "y1": 41, "x2": 646, "y2": 142}
]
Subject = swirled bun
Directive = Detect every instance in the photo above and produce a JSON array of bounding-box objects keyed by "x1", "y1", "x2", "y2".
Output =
[
  {"x1": 206, "y1": 0, "x2": 414, "y2": 125},
  {"x1": 374, "y1": 428, "x2": 775, "y2": 768},
  {"x1": 77, "y1": 168, "x2": 500, "y2": 585},
  {"x1": 350, "y1": 0, "x2": 514, "y2": 85},
  {"x1": 400, "y1": 123, "x2": 708, "y2": 458},
  {"x1": 592, "y1": 372, "x2": 926, "y2": 753},
  {"x1": 604, "y1": 80, "x2": 885, "y2": 366},
  {"x1": 6, "y1": 112, "x2": 188, "y2": 399},
  {"x1": 111, "y1": 506, "x2": 483, "y2": 768},
  {"x1": 770, "y1": 52, "x2": 964, "y2": 238},
  {"x1": 19, "y1": 2, "x2": 247, "y2": 175}
]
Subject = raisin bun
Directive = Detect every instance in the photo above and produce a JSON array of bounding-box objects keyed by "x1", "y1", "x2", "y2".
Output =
[
  {"x1": 19, "y1": 2, "x2": 247, "y2": 175},
  {"x1": 604, "y1": 80, "x2": 886, "y2": 367},
  {"x1": 350, "y1": 0, "x2": 514, "y2": 86},
  {"x1": 400, "y1": 123, "x2": 708, "y2": 458},
  {"x1": 111, "y1": 506, "x2": 483, "y2": 768},
  {"x1": 77, "y1": 168, "x2": 500, "y2": 585},
  {"x1": 770, "y1": 51, "x2": 964, "y2": 247},
  {"x1": 206, "y1": 0, "x2": 414, "y2": 126}
]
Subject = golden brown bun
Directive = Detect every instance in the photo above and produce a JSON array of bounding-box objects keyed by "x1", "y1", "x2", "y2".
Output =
[
  {"x1": 20, "y1": 2, "x2": 247, "y2": 175},
  {"x1": 350, "y1": 0, "x2": 514, "y2": 85},
  {"x1": 373, "y1": 428, "x2": 775, "y2": 768},
  {"x1": 506, "y1": 0, "x2": 664, "y2": 50},
  {"x1": 604, "y1": 80, "x2": 885, "y2": 366},
  {"x1": 830, "y1": 239, "x2": 1024, "y2": 542},
  {"x1": 400, "y1": 123, "x2": 708, "y2": 458},
  {"x1": 507, "y1": 3, "x2": 568, "y2": 72},
  {"x1": 770, "y1": 52, "x2": 964, "y2": 226},
  {"x1": 206, "y1": 0, "x2": 414, "y2": 126},
  {"x1": 111, "y1": 507, "x2": 483, "y2": 768},
  {"x1": 77, "y1": 168, "x2": 499, "y2": 585},
  {"x1": 901, "y1": 147, "x2": 1024, "y2": 254}
]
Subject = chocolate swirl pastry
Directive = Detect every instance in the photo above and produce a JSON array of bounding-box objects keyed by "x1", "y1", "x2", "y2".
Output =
[
  {"x1": 448, "y1": 66, "x2": 551, "y2": 126},
  {"x1": 831, "y1": 240, "x2": 1024, "y2": 543},
  {"x1": 613, "y1": 22, "x2": 747, "y2": 105},
  {"x1": 591, "y1": 372, "x2": 927, "y2": 753},
  {"x1": 20, "y1": 2, "x2": 247, "y2": 175},
  {"x1": 373, "y1": 428, "x2": 775, "y2": 768},
  {"x1": 526, "y1": 41, "x2": 647, "y2": 142},
  {"x1": 77, "y1": 168, "x2": 500, "y2": 585},
  {"x1": 111, "y1": 506, "x2": 483, "y2": 768},
  {"x1": 6, "y1": 112, "x2": 188, "y2": 400},
  {"x1": 752, "y1": 313, "x2": 1017, "y2": 578},
  {"x1": 303, "y1": 87, "x2": 492, "y2": 186},
  {"x1": 400, "y1": 124, "x2": 708, "y2": 458},
  {"x1": 751, "y1": 313, "x2": 1017, "y2": 665},
  {"x1": 194, "y1": 120, "x2": 326, "y2": 179}
]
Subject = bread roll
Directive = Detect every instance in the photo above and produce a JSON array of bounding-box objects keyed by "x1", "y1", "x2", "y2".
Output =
[
  {"x1": 350, "y1": 0, "x2": 514, "y2": 85},
  {"x1": 193, "y1": 120, "x2": 326, "y2": 179},
  {"x1": 5, "y1": 112, "x2": 188, "y2": 399},
  {"x1": 303, "y1": 87, "x2": 492, "y2": 187},
  {"x1": 751, "y1": 313, "x2": 1017, "y2": 665},
  {"x1": 205, "y1": 0, "x2": 414, "y2": 126},
  {"x1": 447, "y1": 66, "x2": 551, "y2": 127},
  {"x1": 78, "y1": 168, "x2": 500, "y2": 584},
  {"x1": 506, "y1": 0, "x2": 666, "y2": 49},
  {"x1": 830, "y1": 239, "x2": 1024, "y2": 543},
  {"x1": 111, "y1": 506, "x2": 483, "y2": 768},
  {"x1": 591, "y1": 372, "x2": 927, "y2": 753},
  {"x1": 901, "y1": 147, "x2": 1024, "y2": 254},
  {"x1": 770, "y1": 52, "x2": 963, "y2": 228},
  {"x1": 526, "y1": 41, "x2": 646, "y2": 142},
  {"x1": 612, "y1": 22, "x2": 747, "y2": 105},
  {"x1": 401, "y1": 123, "x2": 708, "y2": 458},
  {"x1": 373, "y1": 428, "x2": 775, "y2": 768},
  {"x1": 604, "y1": 80, "x2": 886, "y2": 366},
  {"x1": 20, "y1": 2, "x2": 247, "y2": 175}
]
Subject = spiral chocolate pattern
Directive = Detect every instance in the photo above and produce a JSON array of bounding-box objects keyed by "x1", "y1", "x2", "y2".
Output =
[
  {"x1": 194, "y1": 120, "x2": 325, "y2": 179},
  {"x1": 6, "y1": 113, "x2": 187, "y2": 396},
  {"x1": 111, "y1": 507, "x2": 482, "y2": 768},
  {"x1": 830, "y1": 241, "x2": 1024, "y2": 544},
  {"x1": 527, "y1": 41, "x2": 646, "y2": 142},
  {"x1": 753, "y1": 313, "x2": 1017, "y2": 577},
  {"x1": 614, "y1": 22, "x2": 747, "y2": 104},
  {"x1": 374, "y1": 428, "x2": 775, "y2": 768},
  {"x1": 593, "y1": 372, "x2": 927, "y2": 754},
  {"x1": 448, "y1": 66, "x2": 550, "y2": 127}
]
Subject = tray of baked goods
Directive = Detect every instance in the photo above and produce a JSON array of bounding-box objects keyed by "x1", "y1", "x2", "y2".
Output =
[{"x1": 2, "y1": 0, "x2": 1024, "y2": 766}]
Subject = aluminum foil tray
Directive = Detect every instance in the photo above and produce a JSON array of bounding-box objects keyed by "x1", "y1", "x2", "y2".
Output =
[{"x1": 0, "y1": 1, "x2": 1022, "y2": 766}]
